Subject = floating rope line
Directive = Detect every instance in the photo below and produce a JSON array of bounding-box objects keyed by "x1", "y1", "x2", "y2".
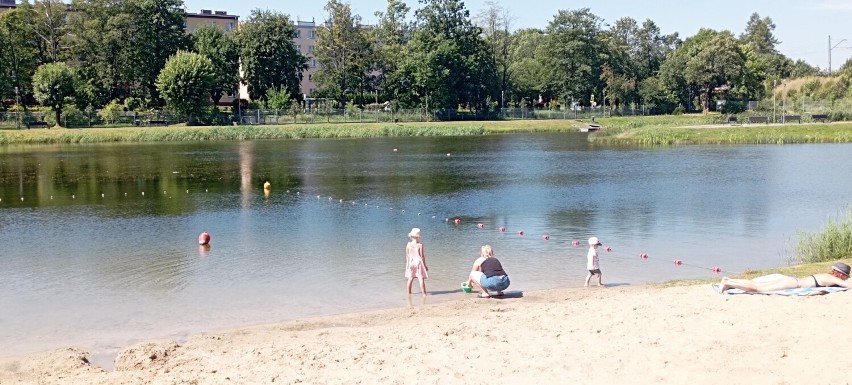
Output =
[{"x1": 1, "y1": 184, "x2": 736, "y2": 276}]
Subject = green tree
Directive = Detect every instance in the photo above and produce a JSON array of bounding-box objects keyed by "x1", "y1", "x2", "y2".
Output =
[
  {"x1": 539, "y1": 8, "x2": 608, "y2": 106},
  {"x1": 192, "y1": 24, "x2": 240, "y2": 105},
  {"x1": 65, "y1": 0, "x2": 139, "y2": 108},
  {"x1": 236, "y1": 9, "x2": 306, "y2": 102},
  {"x1": 313, "y1": 0, "x2": 373, "y2": 107},
  {"x1": 475, "y1": 1, "x2": 513, "y2": 105},
  {"x1": 372, "y1": 0, "x2": 411, "y2": 103},
  {"x1": 507, "y1": 28, "x2": 547, "y2": 107},
  {"x1": 739, "y1": 13, "x2": 779, "y2": 55},
  {"x1": 0, "y1": 2, "x2": 43, "y2": 107},
  {"x1": 684, "y1": 30, "x2": 745, "y2": 112},
  {"x1": 790, "y1": 59, "x2": 819, "y2": 78},
  {"x1": 155, "y1": 50, "x2": 216, "y2": 124},
  {"x1": 398, "y1": 0, "x2": 498, "y2": 112},
  {"x1": 127, "y1": 0, "x2": 189, "y2": 105},
  {"x1": 32, "y1": 0, "x2": 68, "y2": 63},
  {"x1": 32, "y1": 61, "x2": 76, "y2": 127}
]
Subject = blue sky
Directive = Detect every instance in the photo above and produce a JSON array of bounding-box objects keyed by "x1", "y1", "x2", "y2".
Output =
[{"x1": 184, "y1": 0, "x2": 852, "y2": 70}]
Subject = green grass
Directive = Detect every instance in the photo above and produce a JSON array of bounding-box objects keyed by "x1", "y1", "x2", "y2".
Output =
[
  {"x1": 795, "y1": 208, "x2": 852, "y2": 264},
  {"x1": 4, "y1": 114, "x2": 852, "y2": 145},
  {"x1": 593, "y1": 117, "x2": 852, "y2": 145},
  {"x1": 0, "y1": 120, "x2": 583, "y2": 145}
]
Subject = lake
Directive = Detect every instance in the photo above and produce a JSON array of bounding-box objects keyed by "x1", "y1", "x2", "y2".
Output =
[{"x1": 1, "y1": 133, "x2": 850, "y2": 360}]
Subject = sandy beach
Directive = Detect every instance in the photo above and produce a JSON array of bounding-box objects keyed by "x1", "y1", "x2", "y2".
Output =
[{"x1": 2, "y1": 283, "x2": 851, "y2": 385}]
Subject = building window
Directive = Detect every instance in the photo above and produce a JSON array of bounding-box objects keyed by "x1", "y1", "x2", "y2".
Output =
[
  {"x1": 309, "y1": 30, "x2": 316, "y2": 39},
  {"x1": 308, "y1": 45, "x2": 314, "y2": 53},
  {"x1": 295, "y1": 30, "x2": 301, "y2": 38},
  {"x1": 226, "y1": 22, "x2": 233, "y2": 31},
  {"x1": 311, "y1": 59, "x2": 317, "y2": 68}
]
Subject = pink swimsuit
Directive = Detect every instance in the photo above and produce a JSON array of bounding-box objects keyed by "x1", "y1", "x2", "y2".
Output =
[{"x1": 405, "y1": 242, "x2": 428, "y2": 279}]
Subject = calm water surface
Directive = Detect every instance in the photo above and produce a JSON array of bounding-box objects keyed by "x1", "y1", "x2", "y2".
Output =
[{"x1": 1, "y1": 133, "x2": 851, "y2": 359}]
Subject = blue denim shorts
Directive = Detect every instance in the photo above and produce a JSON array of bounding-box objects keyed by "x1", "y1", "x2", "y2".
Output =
[{"x1": 480, "y1": 275, "x2": 510, "y2": 292}]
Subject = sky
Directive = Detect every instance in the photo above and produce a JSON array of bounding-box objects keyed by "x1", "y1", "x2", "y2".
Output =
[{"x1": 183, "y1": 0, "x2": 852, "y2": 70}]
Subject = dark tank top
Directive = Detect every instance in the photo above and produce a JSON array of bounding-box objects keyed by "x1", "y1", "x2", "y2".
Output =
[{"x1": 481, "y1": 258, "x2": 506, "y2": 277}]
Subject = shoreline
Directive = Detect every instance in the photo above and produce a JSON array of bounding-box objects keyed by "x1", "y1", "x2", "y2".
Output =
[{"x1": 3, "y1": 282, "x2": 851, "y2": 384}]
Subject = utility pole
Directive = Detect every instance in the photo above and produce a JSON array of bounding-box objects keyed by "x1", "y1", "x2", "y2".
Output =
[{"x1": 829, "y1": 35, "x2": 849, "y2": 76}]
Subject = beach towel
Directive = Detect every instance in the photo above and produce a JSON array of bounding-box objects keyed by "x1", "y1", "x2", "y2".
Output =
[
  {"x1": 713, "y1": 274, "x2": 850, "y2": 295},
  {"x1": 713, "y1": 284, "x2": 848, "y2": 296}
]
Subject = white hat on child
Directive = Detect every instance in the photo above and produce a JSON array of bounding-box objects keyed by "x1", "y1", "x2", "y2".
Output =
[
  {"x1": 588, "y1": 236, "x2": 602, "y2": 246},
  {"x1": 408, "y1": 228, "x2": 421, "y2": 238}
]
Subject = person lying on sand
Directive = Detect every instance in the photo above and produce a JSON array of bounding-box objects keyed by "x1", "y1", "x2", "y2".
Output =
[{"x1": 718, "y1": 262, "x2": 852, "y2": 293}]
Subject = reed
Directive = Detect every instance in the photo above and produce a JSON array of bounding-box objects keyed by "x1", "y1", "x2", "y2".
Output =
[
  {"x1": 795, "y1": 208, "x2": 852, "y2": 264},
  {"x1": 0, "y1": 120, "x2": 582, "y2": 145},
  {"x1": 593, "y1": 122, "x2": 852, "y2": 145}
]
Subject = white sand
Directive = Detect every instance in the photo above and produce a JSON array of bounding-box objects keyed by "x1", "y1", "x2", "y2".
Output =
[{"x1": 2, "y1": 283, "x2": 851, "y2": 384}]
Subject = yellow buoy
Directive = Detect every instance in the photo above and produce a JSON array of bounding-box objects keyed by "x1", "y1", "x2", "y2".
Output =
[{"x1": 263, "y1": 181, "x2": 271, "y2": 190}]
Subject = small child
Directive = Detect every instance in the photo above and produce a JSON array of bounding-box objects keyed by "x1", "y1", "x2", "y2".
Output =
[
  {"x1": 405, "y1": 228, "x2": 428, "y2": 296},
  {"x1": 584, "y1": 236, "x2": 603, "y2": 287}
]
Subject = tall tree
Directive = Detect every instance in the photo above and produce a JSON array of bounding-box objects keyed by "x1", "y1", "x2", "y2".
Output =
[
  {"x1": 739, "y1": 13, "x2": 779, "y2": 55},
  {"x1": 31, "y1": 0, "x2": 68, "y2": 63},
  {"x1": 684, "y1": 30, "x2": 746, "y2": 112},
  {"x1": 507, "y1": 28, "x2": 547, "y2": 106},
  {"x1": 192, "y1": 25, "x2": 240, "y2": 105},
  {"x1": 475, "y1": 1, "x2": 513, "y2": 105},
  {"x1": 539, "y1": 8, "x2": 607, "y2": 105},
  {"x1": 236, "y1": 9, "x2": 307, "y2": 102},
  {"x1": 372, "y1": 0, "x2": 411, "y2": 103},
  {"x1": 313, "y1": 0, "x2": 373, "y2": 107},
  {"x1": 65, "y1": 0, "x2": 139, "y2": 108},
  {"x1": 398, "y1": 0, "x2": 498, "y2": 112},
  {"x1": 32, "y1": 61, "x2": 76, "y2": 126},
  {"x1": 126, "y1": 0, "x2": 189, "y2": 105},
  {"x1": 0, "y1": 2, "x2": 42, "y2": 108}
]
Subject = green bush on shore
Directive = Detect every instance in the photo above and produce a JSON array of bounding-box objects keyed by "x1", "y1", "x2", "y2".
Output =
[{"x1": 795, "y1": 208, "x2": 852, "y2": 264}]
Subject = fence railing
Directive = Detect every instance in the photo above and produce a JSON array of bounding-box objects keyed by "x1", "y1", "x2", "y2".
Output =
[{"x1": 3, "y1": 100, "x2": 848, "y2": 129}]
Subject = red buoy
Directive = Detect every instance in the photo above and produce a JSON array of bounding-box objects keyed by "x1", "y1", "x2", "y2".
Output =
[{"x1": 198, "y1": 231, "x2": 211, "y2": 245}]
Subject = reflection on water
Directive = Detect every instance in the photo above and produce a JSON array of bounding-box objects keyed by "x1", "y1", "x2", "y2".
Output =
[{"x1": 1, "y1": 136, "x2": 851, "y2": 357}]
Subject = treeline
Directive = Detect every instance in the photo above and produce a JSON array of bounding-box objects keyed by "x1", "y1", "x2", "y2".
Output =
[{"x1": 0, "y1": 0, "x2": 836, "y2": 125}]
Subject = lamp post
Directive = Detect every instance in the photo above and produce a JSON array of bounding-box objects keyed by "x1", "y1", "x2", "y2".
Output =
[
  {"x1": 772, "y1": 79, "x2": 777, "y2": 123},
  {"x1": 501, "y1": 90, "x2": 504, "y2": 119},
  {"x1": 782, "y1": 80, "x2": 787, "y2": 124}
]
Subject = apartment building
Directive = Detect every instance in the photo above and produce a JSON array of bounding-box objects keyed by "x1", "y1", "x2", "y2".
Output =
[
  {"x1": 294, "y1": 19, "x2": 319, "y2": 97},
  {"x1": 186, "y1": 9, "x2": 238, "y2": 34}
]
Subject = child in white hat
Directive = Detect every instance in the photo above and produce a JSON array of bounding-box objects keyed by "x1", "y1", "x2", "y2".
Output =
[
  {"x1": 584, "y1": 236, "x2": 603, "y2": 287},
  {"x1": 405, "y1": 228, "x2": 428, "y2": 296}
]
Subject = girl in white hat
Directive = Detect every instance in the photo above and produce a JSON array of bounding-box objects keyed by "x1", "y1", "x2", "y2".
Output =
[{"x1": 405, "y1": 228, "x2": 428, "y2": 296}]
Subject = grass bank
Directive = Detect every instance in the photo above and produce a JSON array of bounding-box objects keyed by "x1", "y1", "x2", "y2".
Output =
[
  {"x1": 593, "y1": 115, "x2": 852, "y2": 145},
  {"x1": 0, "y1": 120, "x2": 583, "y2": 145}
]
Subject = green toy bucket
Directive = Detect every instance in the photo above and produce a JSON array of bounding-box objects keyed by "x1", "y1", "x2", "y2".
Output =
[{"x1": 461, "y1": 281, "x2": 472, "y2": 293}]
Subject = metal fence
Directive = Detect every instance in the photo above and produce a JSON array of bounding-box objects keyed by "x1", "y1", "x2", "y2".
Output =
[{"x1": 727, "y1": 98, "x2": 852, "y2": 124}]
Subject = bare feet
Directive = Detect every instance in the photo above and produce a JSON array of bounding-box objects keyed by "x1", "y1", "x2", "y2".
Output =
[
  {"x1": 478, "y1": 292, "x2": 490, "y2": 298},
  {"x1": 718, "y1": 277, "x2": 729, "y2": 294}
]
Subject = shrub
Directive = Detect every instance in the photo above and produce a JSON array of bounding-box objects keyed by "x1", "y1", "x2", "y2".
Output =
[
  {"x1": 98, "y1": 100, "x2": 124, "y2": 125},
  {"x1": 795, "y1": 208, "x2": 852, "y2": 264},
  {"x1": 673, "y1": 104, "x2": 686, "y2": 115}
]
